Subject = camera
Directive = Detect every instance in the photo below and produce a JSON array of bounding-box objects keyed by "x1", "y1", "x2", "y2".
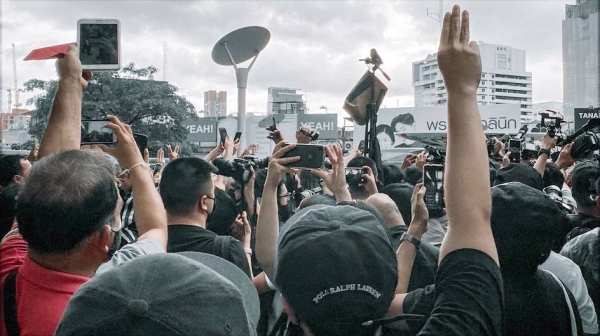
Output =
[
  {"x1": 425, "y1": 145, "x2": 445, "y2": 165},
  {"x1": 521, "y1": 142, "x2": 539, "y2": 161},
  {"x1": 296, "y1": 186, "x2": 323, "y2": 201},
  {"x1": 543, "y1": 186, "x2": 575, "y2": 214},
  {"x1": 213, "y1": 157, "x2": 268, "y2": 184},
  {"x1": 571, "y1": 132, "x2": 600, "y2": 160},
  {"x1": 540, "y1": 113, "x2": 564, "y2": 144}
]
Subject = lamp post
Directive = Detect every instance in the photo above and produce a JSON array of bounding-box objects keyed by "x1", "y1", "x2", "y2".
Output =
[{"x1": 319, "y1": 106, "x2": 328, "y2": 114}]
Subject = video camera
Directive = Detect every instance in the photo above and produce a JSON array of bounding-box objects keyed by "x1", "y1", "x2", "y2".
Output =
[
  {"x1": 213, "y1": 157, "x2": 269, "y2": 184},
  {"x1": 543, "y1": 186, "x2": 576, "y2": 214},
  {"x1": 425, "y1": 145, "x2": 445, "y2": 165},
  {"x1": 558, "y1": 119, "x2": 600, "y2": 160},
  {"x1": 540, "y1": 113, "x2": 564, "y2": 144},
  {"x1": 295, "y1": 186, "x2": 323, "y2": 202}
]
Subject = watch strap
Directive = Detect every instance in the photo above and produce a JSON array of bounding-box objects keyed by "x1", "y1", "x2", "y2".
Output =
[
  {"x1": 400, "y1": 232, "x2": 421, "y2": 250},
  {"x1": 539, "y1": 148, "x2": 551, "y2": 157}
]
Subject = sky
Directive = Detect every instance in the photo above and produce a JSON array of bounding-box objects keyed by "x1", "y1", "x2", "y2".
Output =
[{"x1": 1, "y1": 0, "x2": 569, "y2": 118}]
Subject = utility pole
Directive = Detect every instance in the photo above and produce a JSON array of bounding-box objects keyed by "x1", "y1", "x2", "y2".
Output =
[
  {"x1": 12, "y1": 43, "x2": 21, "y2": 108},
  {"x1": 163, "y1": 41, "x2": 168, "y2": 82}
]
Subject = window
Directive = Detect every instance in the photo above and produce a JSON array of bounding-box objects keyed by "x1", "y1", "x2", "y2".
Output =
[
  {"x1": 482, "y1": 81, "x2": 486, "y2": 85},
  {"x1": 482, "y1": 89, "x2": 486, "y2": 93}
]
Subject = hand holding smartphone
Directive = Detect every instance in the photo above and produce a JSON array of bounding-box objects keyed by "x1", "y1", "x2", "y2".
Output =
[
  {"x1": 422, "y1": 164, "x2": 444, "y2": 216},
  {"x1": 219, "y1": 127, "x2": 228, "y2": 146}
]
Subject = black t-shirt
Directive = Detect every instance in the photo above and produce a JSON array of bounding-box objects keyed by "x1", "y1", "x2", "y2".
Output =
[
  {"x1": 167, "y1": 224, "x2": 252, "y2": 278},
  {"x1": 387, "y1": 226, "x2": 439, "y2": 291},
  {"x1": 417, "y1": 249, "x2": 504, "y2": 336},
  {"x1": 502, "y1": 269, "x2": 583, "y2": 336}
]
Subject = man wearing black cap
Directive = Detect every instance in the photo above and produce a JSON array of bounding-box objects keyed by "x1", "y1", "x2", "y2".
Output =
[{"x1": 567, "y1": 160, "x2": 600, "y2": 234}]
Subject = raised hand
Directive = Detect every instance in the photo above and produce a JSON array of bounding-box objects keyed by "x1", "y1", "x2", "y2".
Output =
[
  {"x1": 360, "y1": 166, "x2": 378, "y2": 198},
  {"x1": 166, "y1": 144, "x2": 180, "y2": 161},
  {"x1": 99, "y1": 116, "x2": 145, "y2": 170},
  {"x1": 265, "y1": 142, "x2": 299, "y2": 185},
  {"x1": 409, "y1": 183, "x2": 429, "y2": 238},
  {"x1": 143, "y1": 148, "x2": 150, "y2": 165},
  {"x1": 415, "y1": 151, "x2": 428, "y2": 170},
  {"x1": 311, "y1": 145, "x2": 352, "y2": 202},
  {"x1": 55, "y1": 44, "x2": 92, "y2": 90},
  {"x1": 156, "y1": 148, "x2": 165, "y2": 165},
  {"x1": 437, "y1": 6, "x2": 481, "y2": 96}
]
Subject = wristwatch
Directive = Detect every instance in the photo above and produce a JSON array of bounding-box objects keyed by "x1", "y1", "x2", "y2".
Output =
[
  {"x1": 538, "y1": 148, "x2": 551, "y2": 157},
  {"x1": 400, "y1": 232, "x2": 421, "y2": 250}
]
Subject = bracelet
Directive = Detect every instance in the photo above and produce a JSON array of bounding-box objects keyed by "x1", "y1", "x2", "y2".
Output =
[
  {"x1": 244, "y1": 248, "x2": 252, "y2": 255},
  {"x1": 121, "y1": 162, "x2": 149, "y2": 176},
  {"x1": 400, "y1": 232, "x2": 421, "y2": 250}
]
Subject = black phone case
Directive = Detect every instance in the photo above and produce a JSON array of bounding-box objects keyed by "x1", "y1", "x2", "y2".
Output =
[{"x1": 281, "y1": 145, "x2": 325, "y2": 168}]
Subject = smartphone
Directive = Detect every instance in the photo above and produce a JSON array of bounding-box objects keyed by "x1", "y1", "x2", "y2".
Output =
[
  {"x1": 281, "y1": 144, "x2": 326, "y2": 169},
  {"x1": 358, "y1": 140, "x2": 365, "y2": 152},
  {"x1": 133, "y1": 133, "x2": 148, "y2": 156},
  {"x1": 81, "y1": 119, "x2": 116, "y2": 144},
  {"x1": 423, "y1": 164, "x2": 444, "y2": 216},
  {"x1": 77, "y1": 19, "x2": 121, "y2": 71},
  {"x1": 508, "y1": 139, "x2": 522, "y2": 163},
  {"x1": 234, "y1": 132, "x2": 242, "y2": 143},
  {"x1": 345, "y1": 167, "x2": 368, "y2": 184},
  {"x1": 219, "y1": 127, "x2": 227, "y2": 145}
]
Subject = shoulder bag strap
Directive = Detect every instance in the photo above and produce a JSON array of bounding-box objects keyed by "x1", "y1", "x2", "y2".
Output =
[
  {"x1": 3, "y1": 270, "x2": 20, "y2": 336},
  {"x1": 543, "y1": 269, "x2": 578, "y2": 336}
]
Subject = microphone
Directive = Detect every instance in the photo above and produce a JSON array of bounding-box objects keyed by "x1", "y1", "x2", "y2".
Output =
[{"x1": 370, "y1": 49, "x2": 383, "y2": 66}]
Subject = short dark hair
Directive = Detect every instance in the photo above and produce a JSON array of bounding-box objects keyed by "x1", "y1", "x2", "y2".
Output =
[
  {"x1": 382, "y1": 163, "x2": 403, "y2": 185},
  {"x1": 159, "y1": 157, "x2": 217, "y2": 216},
  {"x1": 0, "y1": 155, "x2": 24, "y2": 188},
  {"x1": 0, "y1": 183, "x2": 21, "y2": 239},
  {"x1": 206, "y1": 188, "x2": 239, "y2": 235},
  {"x1": 543, "y1": 163, "x2": 565, "y2": 189},
  {"x1": 403, "y1": 166, "x2": 422, "y2": 186},
  {"x1": 376, "y1": 124, "x2": 395, "y2": 144},
  {"x1": 16, "y1": 150, "x2": 119, "y2": 254},
  {"x1": 381, "y1": 183, "x2": 414, "y2": 225},
  {"x1": 571, "y1": 161, "x2": 600, "y2": 208},
  {"x1": 390, "y1": 113, "x2": 415, "y2": 131}
]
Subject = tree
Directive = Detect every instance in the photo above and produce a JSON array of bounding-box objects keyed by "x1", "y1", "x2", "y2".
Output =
[{"x1": 25, "y1": 63, "x2": 197, "y2": 151}]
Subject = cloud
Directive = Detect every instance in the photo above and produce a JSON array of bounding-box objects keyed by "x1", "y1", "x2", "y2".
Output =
[{"x1": 2, "y1": 0, "x2": 571, "y2": 118}]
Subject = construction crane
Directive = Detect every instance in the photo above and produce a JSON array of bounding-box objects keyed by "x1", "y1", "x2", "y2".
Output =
[{"x1": 2, "y1": 43, "x2": 24, "y2": 113}]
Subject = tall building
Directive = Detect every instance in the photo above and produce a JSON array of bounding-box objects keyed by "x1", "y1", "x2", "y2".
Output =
[
  {"x1": 563, "y1": 0, "x2": 599, "y2": 122},
  {"x1": 203, "y1": 90, "x2": 227, "y2": 117},
  {"x1": 412, "y1": 42, "x2": 533, "y2": 122},
  {"x1": 267, "y1": 87, "x2": 306, "y2": 115}
]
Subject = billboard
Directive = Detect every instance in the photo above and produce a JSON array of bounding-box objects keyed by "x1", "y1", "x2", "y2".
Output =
[
  {"x1": 574, "y1": 107, "x2": 600, "y2": 130},
  {"x1": 352, "y1": 104, "x2": 522, "y2": 160},
  {"x1": 297, "y1": 114, "x2": 338, "y2": 139},
  {"x1": 182, "y1": 117, "x2": 217, "y2": 142}
]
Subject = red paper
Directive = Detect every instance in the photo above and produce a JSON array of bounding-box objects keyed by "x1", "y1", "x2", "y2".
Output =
[{"x1": 23, "y1": 43, "x2": 74, "y2": 61}]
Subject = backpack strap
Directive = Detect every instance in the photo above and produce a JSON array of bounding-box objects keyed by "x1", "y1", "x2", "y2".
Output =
[
  {"x1": 542, "y1": 269, "x2": 578, "y2": 336},
  {"x1": 213, "y1": 236, "x2": 231, "y2": 261},
  {"x1": 3, "y1": 270, "x2": 20, "y2": 336}
]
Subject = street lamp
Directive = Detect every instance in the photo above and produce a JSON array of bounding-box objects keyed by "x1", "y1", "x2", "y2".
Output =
[{"x1": 319, "y1": 106, "x2": 328, "y2": 114}]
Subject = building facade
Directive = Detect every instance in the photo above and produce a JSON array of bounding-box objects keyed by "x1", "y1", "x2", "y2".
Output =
[
  {"x1": 0, "y1": 108, "x2": 33, "y2": 147},
  {"x1": 563, "y1": 0, "x2": 599, "y2": 121},
  {"x1": 267, "y1": 87, "x2": 306, "y2": 115},
  {"x1": 203, "y1": 90, "x2": 227, "y2": 117},
  {"x1": 412, "y1": 42, "x2": 533, "y2": 122}
]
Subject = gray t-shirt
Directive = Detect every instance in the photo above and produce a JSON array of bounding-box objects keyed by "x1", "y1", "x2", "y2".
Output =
[{"x1": 96, "y1": 238, "x2": 165, "y2": 275}]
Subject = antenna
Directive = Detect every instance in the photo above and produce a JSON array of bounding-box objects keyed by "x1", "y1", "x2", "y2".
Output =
[
  {"x1": 12, "y1": 43, "x2": 21, "y2": 108},
  {"x1": 427, "y1": 0, "x2": 444, "y2": 30},
  {"x1": 163, "y1": 41, "x2": 168, "y2": 81}
]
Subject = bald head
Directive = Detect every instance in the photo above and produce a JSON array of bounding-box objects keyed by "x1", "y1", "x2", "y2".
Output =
[{"x1": 366, "y1": 193, "x2": 405, "y2": 229}]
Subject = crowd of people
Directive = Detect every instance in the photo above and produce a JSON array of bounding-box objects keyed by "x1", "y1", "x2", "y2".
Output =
[{"x1": 0, "y1": 5, "x2": 599, "y2": 336}]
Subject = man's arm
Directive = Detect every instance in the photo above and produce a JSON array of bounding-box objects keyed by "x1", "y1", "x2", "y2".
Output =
[
  {"x1": 533, "y1": 133, "x2": 556, "y2": 177},
  {"x1": 437, "y1": 6, "x2": 498, "y2": 264},
  {"x1": 396, "y1": 183, "x2": 428, "y2": 294},
  {"x1": 255, "y1": 143, "x2": 299, "y2": 281},
  {"x1": 101, "y1": 116, "x2": 168, "y2": 249},
  {"x1": 38, "y1": 45, "x2": 90, "y2": 159}
]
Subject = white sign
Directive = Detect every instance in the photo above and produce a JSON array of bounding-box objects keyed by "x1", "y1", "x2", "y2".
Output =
[{"x1": 353, "y1": 104, "x2": 521, "y2": 159}]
